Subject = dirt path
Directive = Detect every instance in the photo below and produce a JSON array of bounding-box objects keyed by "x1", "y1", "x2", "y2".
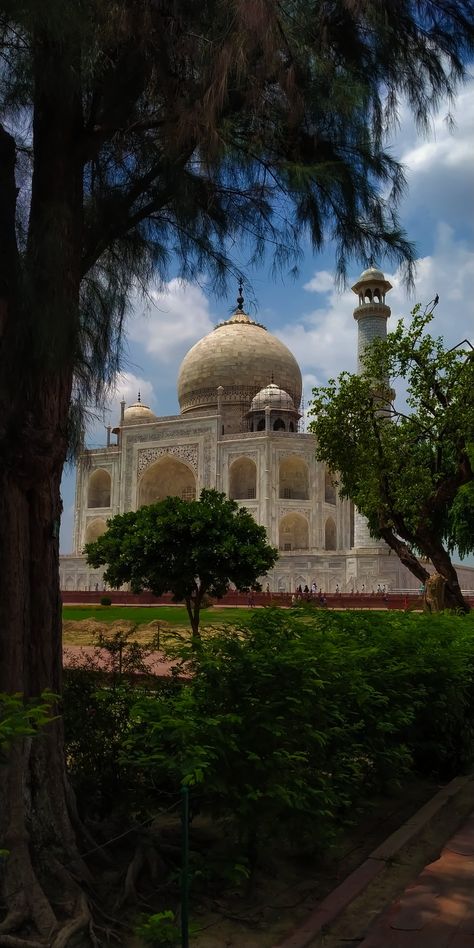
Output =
[{"x1": 62, "y1": 644, "x2": 183, "y2": 676}]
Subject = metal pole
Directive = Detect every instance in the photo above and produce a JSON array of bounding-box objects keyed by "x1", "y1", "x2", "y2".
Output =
[{"x1": 181, "y1": 786, "x2": 189, "y2": 948}]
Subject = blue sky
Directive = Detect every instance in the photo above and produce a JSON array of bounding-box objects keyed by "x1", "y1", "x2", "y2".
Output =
[{"x1": 60, "y1": 78, "x2": 474, "y2": 555}]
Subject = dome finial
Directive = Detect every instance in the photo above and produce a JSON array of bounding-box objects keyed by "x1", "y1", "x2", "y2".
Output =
[
  {"x1": 236, "y1": 280, "x2": 244, "y2": 312},
  {"x1": 137, "y1": 390, "x2": 141, "y2": 403}
]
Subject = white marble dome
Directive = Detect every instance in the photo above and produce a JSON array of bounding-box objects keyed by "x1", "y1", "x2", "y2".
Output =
[
  {"x1": 177, "y1": 309, "x2": 302, "y2": 413},
  {"x1": 358, "y1": 267, "x2": 386, "y2": 282},
  {"x1": 123, "y1": 402, "x2": 157, "y2": 425},
  {"x1": 251, "y1": 382, "x2": 295, "y2": 411}
]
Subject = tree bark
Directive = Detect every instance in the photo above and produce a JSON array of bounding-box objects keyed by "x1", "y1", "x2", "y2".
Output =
[
  {"x1": 417, "y1": 530, "x2": 469, "y2": 613},
  {"x1": 185, "y1": 596, "x2": 202, "y2": 646},
  {"x1": 0, "y1": 28, "x2": 92, "y2": 944},
  {"x1": 378, "y1": 526, "x2": 430, "y2": 587}
]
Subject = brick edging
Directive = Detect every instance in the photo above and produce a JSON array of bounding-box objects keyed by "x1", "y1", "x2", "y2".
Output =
[{"x1": 272, "y1": 774, "x2": 472, "y2": 948}]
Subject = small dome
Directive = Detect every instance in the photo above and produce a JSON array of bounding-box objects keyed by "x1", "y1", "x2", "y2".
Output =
[
  {"x1": 352, "y1": 266, "x2": 392, "y2": 296},
  {"x1": 359, "y1": 267, "x2": 385, "y2": 282},
  {"x1": 123, "y1": 402, "x2": 157, "y2": 425},
  {"x1": 251, "y1": 383, "x2": 295, "y2": 411}
]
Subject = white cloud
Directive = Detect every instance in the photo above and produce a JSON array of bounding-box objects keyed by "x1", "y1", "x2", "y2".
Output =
[
  {"x1": 129, "y1": 278, "x2": 215, "y2": 362},
  {"x1": 303, "y1": 270, "x2": 334, "y2": 293},
  {"x1": 399, "y1": 84, "x2": 474, "y2": 174},
  {"x1": 393, "y1": 80, "x2": 474, "y2": 227},
  {"x1": 111, "y1": 371, "x2": 156, "y2": 410}
]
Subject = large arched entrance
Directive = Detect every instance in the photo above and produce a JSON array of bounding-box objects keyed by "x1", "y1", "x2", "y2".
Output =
[
  {"x1": 229, "y1": 457, "x2": 257, "y2": 500},
  {"x1": 279, "y1": 513, "x2": 309, "y2": 551},
  {"x1": 279, "y1": 457, "x2": 309, "y2": 499},
  {"x1": 138, "y1": 456, "x2": 196, "y2": 506}
]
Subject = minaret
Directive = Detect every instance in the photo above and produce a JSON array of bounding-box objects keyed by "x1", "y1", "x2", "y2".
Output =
[
  {"x1": 352, "y1": 267, "x2": 392, "y2": 374},
  {"x1": 351, "y1": 267, "x2": 392, "y2": 549}
]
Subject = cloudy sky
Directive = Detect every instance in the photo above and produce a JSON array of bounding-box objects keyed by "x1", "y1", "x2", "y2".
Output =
[{"x1": 60, "y1": 78, "x2": 474, "y2": 554}]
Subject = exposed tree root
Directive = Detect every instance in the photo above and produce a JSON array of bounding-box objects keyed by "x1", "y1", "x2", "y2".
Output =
[
  {"x1": 63, "y1": 783, "x2": 111, "y2": 867},
  {"x1": 0, "y1": 937, "x2": 46, "y2": 947},
  {"x1": 51, "y1": 893, "x2": 90, "y2": 948},
  {"x1": 118, "y1": 839, "x2": 166, "y2": 907}
]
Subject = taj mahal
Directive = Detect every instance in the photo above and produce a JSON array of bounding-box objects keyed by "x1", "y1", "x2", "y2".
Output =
[{"x1": 60, "y1": 268, "x2": 474, "y2": 594}]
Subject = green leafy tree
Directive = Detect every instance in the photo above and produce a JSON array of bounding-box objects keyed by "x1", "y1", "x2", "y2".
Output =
[
  {"x1": 86, "y1": 489, "x2": 278, "y2": 638},
  {"x1": 310, "y1": 305, "x2": 474, "y2": 612},
  {"x1": 447, "y1": 451, "x2": 474, "y2": 561},
  {"x1": 1, "y1": 0, "x2": 474, "y2": 938}
]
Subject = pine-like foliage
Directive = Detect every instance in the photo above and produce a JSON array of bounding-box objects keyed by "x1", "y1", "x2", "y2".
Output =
[{"x1": 1, "y1": 1, "x2": 473, "y2": 433}]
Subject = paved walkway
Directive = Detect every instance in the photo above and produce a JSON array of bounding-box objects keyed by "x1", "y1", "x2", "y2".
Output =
[{"x1": 359, "y1": 811, "x2": 474, "y2": 947}]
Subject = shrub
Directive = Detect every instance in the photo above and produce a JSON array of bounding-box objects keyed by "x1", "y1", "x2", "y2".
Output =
[
  {"x1": 135, "y1": 910, "x2": 180, "y2": 947},
  {"x1": 63, "y1": 630, "x2": 179, "y2": 818},
  {"x1": 100, "y1": 596, "x2": 112, "y2": 606},
  {"x1": 123, "y1": 610, "x2": 474, "y2": 862}
]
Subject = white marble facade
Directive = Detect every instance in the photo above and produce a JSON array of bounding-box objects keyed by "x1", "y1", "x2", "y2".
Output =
[{"x1": 60, "y1": 272, "x2": 474, "y2": 594}]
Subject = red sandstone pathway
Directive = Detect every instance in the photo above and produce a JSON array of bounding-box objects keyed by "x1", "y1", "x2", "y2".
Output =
[
  {"x1": 359, "y1": 812, "x2": 474, "y2": 947},
  {"x1": 63, "y1": 645, "x2": 185, "y2": 676}
]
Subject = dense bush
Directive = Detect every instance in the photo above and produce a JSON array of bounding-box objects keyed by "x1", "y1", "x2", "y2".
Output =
[
  {"x1": 123, "y1": 610, "x2": 474, "y2": 861},
  {"x1": 63, "y1": 610, "x2": 474, "y2": 861},
  {"x1": 63, "y1": 631, "x2": 178, "y2": 817}
]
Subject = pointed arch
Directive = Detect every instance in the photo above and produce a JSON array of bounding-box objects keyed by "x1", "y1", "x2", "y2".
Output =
[
  {"x1": 279, "y1": 513, "x2": 309, "y2": 551},
  {"x1": 229, "y1": 457, "x2": 257, "y2": 500},
  {"x1": 279, "y1": 456, "x2": 309, "y2": 499},
  {"x1": 138, "y1": 456, "x2": 196, "y2": 506},
  {"x1": 324, "y1": 469, "x2": 337, "y2": 504},
  {"x1": 85, "y1": 518, "x2": 107, "y2": 545},
  {"x1": 325, "y1": 517, "x2": 337, "y2": 550},
  {"x1": 87, "y1": 468, "x2": 111, "y2": 508}
]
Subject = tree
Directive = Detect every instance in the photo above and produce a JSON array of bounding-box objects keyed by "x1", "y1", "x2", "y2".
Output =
[
  {"x1": 85, "y1": 490, "x2": 278, "y2": 638},
  {"x1": 1, "y1": 0, "x2": 473, "y2": 940},
  {"x1": 310, "y1": 305, "x2": 474, "y2": 612}
]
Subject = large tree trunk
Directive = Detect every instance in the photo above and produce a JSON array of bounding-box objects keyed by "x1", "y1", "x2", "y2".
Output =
[
  {"x1": 0, "y1": 437, "x2": 95, "y2": 945},
  {"x1": 417, "y1": 530, "x2": 469, "y2": 613},
  {"x1": 0, "y1": 464, "x2": 93, "y2": 939},
  {"x1": 0, "y1": 28, "x2": 93, "y2": 945},
  {"x1": 379, "y1": 526, "x2": 430, "y2": 587}
]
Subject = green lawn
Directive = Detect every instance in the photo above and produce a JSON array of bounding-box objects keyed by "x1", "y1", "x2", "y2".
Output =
[{"x1": 62, "y1": 604, "x2": 258, "y2": 627}]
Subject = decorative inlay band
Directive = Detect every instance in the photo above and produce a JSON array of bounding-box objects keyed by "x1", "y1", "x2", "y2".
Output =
[{"x1": 138, "y1": 444, "x2": 199, "y2": 476}]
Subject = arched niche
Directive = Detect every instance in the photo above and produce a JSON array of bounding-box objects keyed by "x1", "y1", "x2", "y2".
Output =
[
  {"x1": 364, "y1": 288, "x2": 372, "y2": 302},
  {"x1": 324, "y1": 469, "x2": 337, "y2": 504},
  {"x1": 279, "y1": 513, "x2": 309, "y2": 551},
  {"x1": 273, "y1": 418, "x2": 285, "y2": 431},
  {"x1": 138, "y1": 456, "x2": 196, "y2": 506},
  {"x1": 87, "y1": 468, "x2": 111, "y2": 508},
  {"x1": 229, "y1": 457, "x2": 257, "y2": 500},
  {"x1": 257, "y1": 418, "x2": 265, "y2": 431},
  {"x1": 85, "y1": 518, "x2": 107, "y2": 545},
  {"x1": 279, "y1": 456, "x2": 309, "y2": 500},
  {"x1": 325, "y1": 517, "x2": 337, "y2": 550}
]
